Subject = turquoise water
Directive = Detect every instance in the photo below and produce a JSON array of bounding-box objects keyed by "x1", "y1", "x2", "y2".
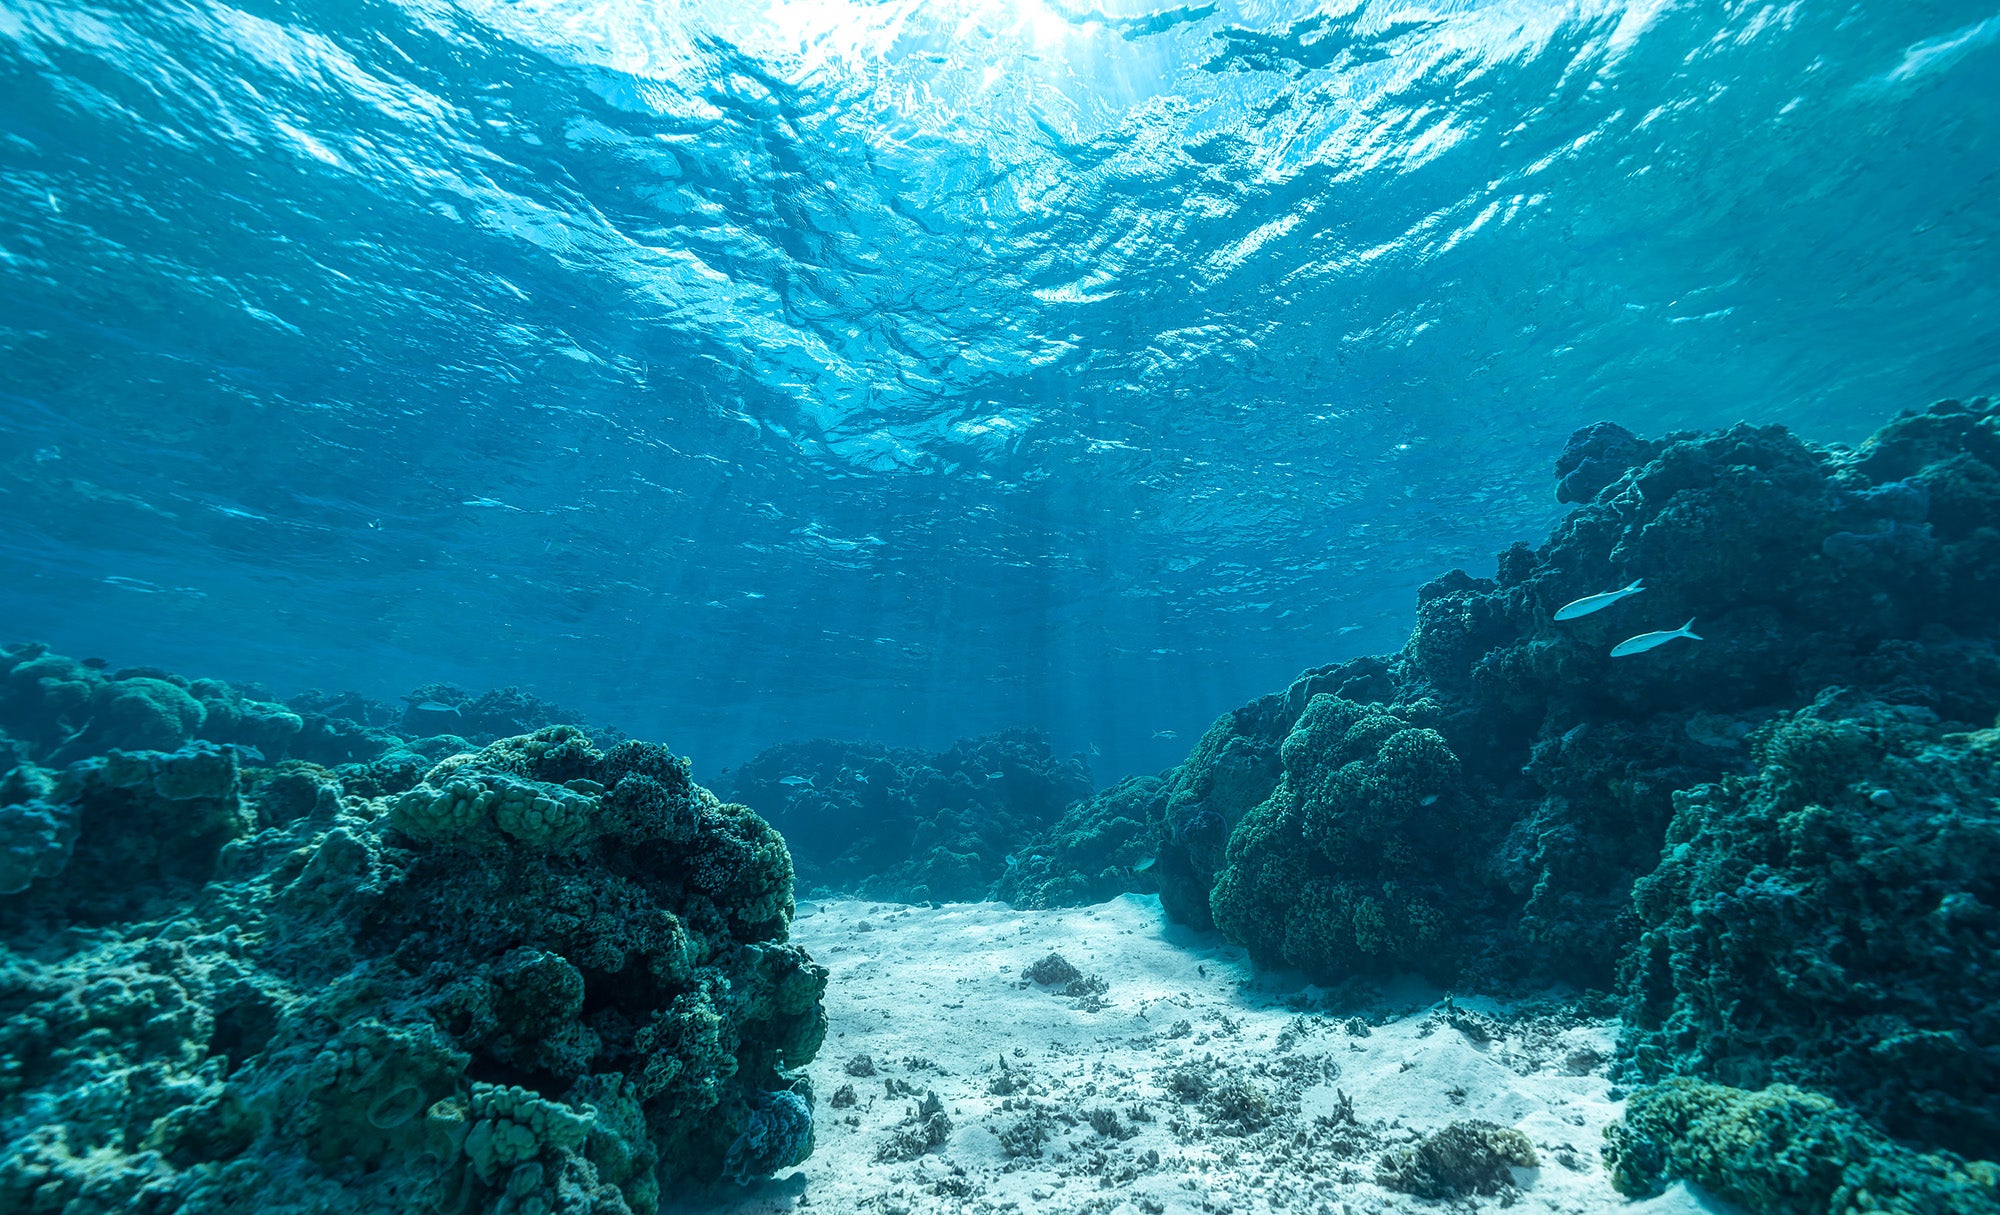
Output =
[
  {"x1": 2, "y1": 0, "x2": 1997, "y2": 775},
  {"x1": 5, "y1": 5, "x2": 2000, "y2": 1213}
]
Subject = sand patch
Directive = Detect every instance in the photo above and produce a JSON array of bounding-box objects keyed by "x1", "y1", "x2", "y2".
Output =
[{"x1": 690, "y1": 895, "x2": 1732, "y2": 1215}]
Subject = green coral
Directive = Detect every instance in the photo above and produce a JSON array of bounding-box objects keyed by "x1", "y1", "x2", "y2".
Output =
[
  {"x1": 94, "y1": 677, "x2": 208, "y2": 753},
  {"x1": 390, "y1": 769, "x2": 594, "y2": 849},
  {"x1": 1376, "y1": 1119, "x2": 1537, "y2": 1199},
  {"x1": 462, "y1": 1083, "x2": 592, "y2": 1180},
  {"x1": 1604, "y1": 1079, "x2": 2000, "y2": 1215},
  {"x1": 1619, "y1": 693, "x2": 2000, "y2": 1155},
  {"x1": 1207, "y1": 695, "x2": 1474, "y2": 980},
  {"x1": 0, "y1": 686, "x2": 826, "y2": 1215},
  {"x1": 995, "y1": 773, "x2": 1168, "y2": 909}
]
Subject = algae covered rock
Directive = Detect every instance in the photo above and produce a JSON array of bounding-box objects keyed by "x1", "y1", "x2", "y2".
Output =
[
  {"x1": 0, "y1": 741, "x2": 254, "y2": 924},
  {"x1": 723, "y1": 728, "x2": 1092, "y2": 902},
  {"x1": 1619, "y1": 693, "x2": 2000, "y2": 1157},
  {"x1": 994, "y1": 772, "x2": 1168, "y2": 909},
  {"x1": 0, "y1": 700, "x2": 827, "y2": 1214},
  {"x1": 1208, "y1": 695, "x2": 1487, "y2": 981},
  {"x1": 1604, "y1": 1078, "x2": 2000, "y2": 1215},
  {"x1": 1376, "y1": 1119, "x2": 1537, "y2": 1200}
]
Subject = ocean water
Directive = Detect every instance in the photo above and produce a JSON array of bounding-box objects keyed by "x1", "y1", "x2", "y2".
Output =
[
  {"x1": 3, "y1": 2, "x2": 2000, "y2": 1214},
  {"x1": 4, "y1": 0, "x2": 1997, "y2": 777}
]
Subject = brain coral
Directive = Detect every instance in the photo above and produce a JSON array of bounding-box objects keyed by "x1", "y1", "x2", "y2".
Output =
[{"x1": 0, "y1": 698, "x2": 826, "y2": 1215}]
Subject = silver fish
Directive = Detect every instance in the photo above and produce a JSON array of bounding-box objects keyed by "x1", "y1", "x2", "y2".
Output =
[
  {"x1": 1152, "y1": 729, "x2": 1178, "y2": 740},
  {"x1": 1554, "y1": 578, "x2": 1645, "y2": 621},
  {"x1": 414, "y1": 701, "x2": 461, "y2": 714},
  {"x1": 1611, "y1": 618, "x2": 1701, "y2": 658},
  {"x1": 779, "y1": 775, "x2": 815, "y2": 787}
]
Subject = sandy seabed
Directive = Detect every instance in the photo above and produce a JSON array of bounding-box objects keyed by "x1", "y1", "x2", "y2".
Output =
[{"x1": 696, "y1": 895, "x2": 1732, "y2": 1215}]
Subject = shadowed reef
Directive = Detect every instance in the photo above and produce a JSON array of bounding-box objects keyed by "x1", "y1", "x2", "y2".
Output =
[
  {"x1": 0, "y1": 655, "x2": 825, "y2": 1213},
  {"x1": 1003, "y1": 397, "x2": 2000, "y2": 1202}
]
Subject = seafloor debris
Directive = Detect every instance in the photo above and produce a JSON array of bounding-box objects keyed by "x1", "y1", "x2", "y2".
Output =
[{"x1": 1374, "y1": 1119, "x2": 1537, "y2": 1199}]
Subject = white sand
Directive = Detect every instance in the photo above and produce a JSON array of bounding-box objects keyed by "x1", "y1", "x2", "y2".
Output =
[{"x1": 694, "y1": 895, "x2": 1735, "y2": 1215}]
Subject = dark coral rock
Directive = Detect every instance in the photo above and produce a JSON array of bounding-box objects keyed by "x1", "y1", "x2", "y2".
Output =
[
  {"x1": 1554, "y1": 421, "x2": 1661, "y2": 505},
  {"x1": 1209, "y1": 696, "x2": 1490, "y2": 981},
  {"x1": 723, "y1": 728, "x2": 1092, "y2": 903},
  {"x1": 1618, "y1": 693, "x2": 2000, "y2": 1157},
  {"x1": 0, "y1": 690, "x2": 825, "y2": 1214},
  {"x1": 394, "y1": 681, "x2": 611, "y2": 748},
  {"x1": 1375, "y1": 1119, "x2": 1536, "y2": 1199},
  {"x1": 994, "y1": 772, "x2": 1167, "y2": 909},
  {"x1": 1022, "y1": 952, "x2": 1082, "y2": 986},
  {"x1": 721, "y1": 1084, "x2": 814, "y2": 1183},
  {"x1": 1605, "y1": 1078, "x2": 1999, "y2": 1213},
  {"x1": 1, "y1": 742, "x2": 253, "y2": 926}
]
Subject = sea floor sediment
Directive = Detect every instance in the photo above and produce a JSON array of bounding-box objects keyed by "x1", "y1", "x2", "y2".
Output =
[{"x1": 699, "y1": 895, "x2": 1727, "y2": 1215}]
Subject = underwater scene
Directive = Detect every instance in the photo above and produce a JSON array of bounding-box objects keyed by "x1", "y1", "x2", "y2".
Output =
[{"x1": 2, "y1": 0, "x2": 1999, "y2": 1212}]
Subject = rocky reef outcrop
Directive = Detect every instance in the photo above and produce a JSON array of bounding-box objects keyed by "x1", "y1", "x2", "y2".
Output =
[
  {"x1": 0, "y1": 644, "x2": 614, "y2": 783},
  {"x1": 1620, "y1": 693, "x2": 2000, "y2": 1159},
  {"x1": 1000, "y1": 397, "x2": 2000, "y2": 1203},
  {"x1": 720, "y1": 729, "x2": 1092, "y2": 904},
  {"x1": 0, "y1": 678, "x2": 826, "y2": 1214},
  {"x1": 1022, "y1": 398, "x2": 2000, "y2": 977}
]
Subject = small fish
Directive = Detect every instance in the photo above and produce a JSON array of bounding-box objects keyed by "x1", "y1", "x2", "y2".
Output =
[
  {"x1": 1132, "y1": 856, "x2": 1157, "y2": 874},
  {"x1": 1152, "y1": 729, "x2": 1178, "y2": 740},
  {"x1": 80, "y1": 657, "x2": 108, "y2": 670},
  {"x1": 779, "y1": 775, "x2": 815, "y2": 788},
  {"x1": 1554, "y1": 579, "x2": 1645, "y2": 621},
  {"x1": 1087, "y1": 742, "x2": 1101, "y2": 757},
  {"x1": 413, "y1": 701, "x2": 461, "y2": 714},
  {"x1": 226, "y1": 743, "x2": 267, "y2": 763},
  {"x1": 986, "y1": 772, "x2": 1005, "y2": 780},
  {"x1": 1611, "y1": 618, "x2": 1701, "y2": 658},
  {"x1": 1420, "y1": 794, "x2": 1438, "y2": 807},
  {"x1": 1003, "y1": 853, "x2": 1021, "y2": 868}
]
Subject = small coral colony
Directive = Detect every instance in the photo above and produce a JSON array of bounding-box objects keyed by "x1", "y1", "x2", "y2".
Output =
[{"x1": 2, "y1": 397, "x2": 1997, "y2": 1212}]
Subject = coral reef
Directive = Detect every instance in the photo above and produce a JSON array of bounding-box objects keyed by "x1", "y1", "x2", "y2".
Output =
[
  {"x1": 1375, "y1": 1119, "x2": 1537, "y2": 1200},
  {"x1": 1053, "y1": 401, "x2": 1999, "y2": 985},
  {"x1": 991, "y1": 397, "x2": 2000, "y2": 1196},
  {"x1": 994, "y1": 773, "x2": 1168, "y2": 910},
  {"x1": 1208, "y1": 695, "x2": 1493, "y2": 980},
  {"x1": 0, "y1": 644, "x2": 613, "y2": 797},
  {"x1": 0, "y1": 646, "x2": 302, "y2": 766},
  {"x1": 1619, "y1": 693, "x2": 2000, "y2": 1157},
  {"x1": 1604, "y1": 1078, "x2": 1999, "y2": 1214},
  {"x1": 0, "y1": 686, "x2": 827, "y2": 1213},
  {"x1": 721, "y1": 729, "x2": 1092, "y2": 903}
]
